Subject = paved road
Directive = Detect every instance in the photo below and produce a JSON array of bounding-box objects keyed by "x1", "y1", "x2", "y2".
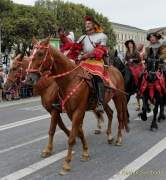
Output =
[{"x1": 0, "y1": 97, "x2": 166, "y2": 180}]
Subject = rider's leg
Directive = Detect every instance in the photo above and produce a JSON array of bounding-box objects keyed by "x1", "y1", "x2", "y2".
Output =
[{"x1": 93, "y1": 75, "x2": 105, "y2": 112}]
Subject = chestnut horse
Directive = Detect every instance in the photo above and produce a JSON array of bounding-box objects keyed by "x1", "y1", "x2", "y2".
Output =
[
  {"x1": 4, "y1": 54, "x2": 70, "y2": 157},
  {"x1": 26, "y1": 37, "x2": 129, "y2": 175},
  {"x1": 5, "y1": 53, "x2": 104, "y2": 157}
]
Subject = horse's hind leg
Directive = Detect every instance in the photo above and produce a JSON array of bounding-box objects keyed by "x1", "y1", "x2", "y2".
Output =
[
  {"x1": 158, "y1": 99, "x2": 165, "y2": 122},
  {"x1": 151, "y1": 103, "x2": 159, "y2": 131},
  {"x1": 104, "y1": 104, "x2": 114, "y2": 144},
  {"x1": 93, "y1": 111, "x2": 104, "y2": 134},
  {"x1": 41, "y1": 110, "x2": 58, "y2": 158},
  {"x1": 113, "y1": 94, "x2": 128, "y2": 146},
  {"x1": 140, "y1": 95, "x2": 148, "y2": 121}
]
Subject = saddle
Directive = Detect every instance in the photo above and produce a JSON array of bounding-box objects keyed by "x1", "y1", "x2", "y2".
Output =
[
  {"x1": 77, "y1": 70, "x2": 112, "y2": 110},
  {"x1": 53, "y1": 71, "x2": 112, "y2": 112}
]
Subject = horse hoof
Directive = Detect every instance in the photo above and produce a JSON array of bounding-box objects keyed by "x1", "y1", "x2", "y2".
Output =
[
  {"x1": 150, "y1": 126, "x2": 158, "y2": 132},
  {"x1": 94, "y1": 129, "x2": 101, "y2": 134},
  {"x1": 108, "y1": 138, "x2": 114, "y2": 144},
  {"x1": 150, "y1": 127, "x2": 157, "y2": 132},
  {"x1": 81, "y1": 155, "x2": 90, "y2": 162},
  {"x1": 115, "y1": 141, "x2": 122, "y2": 146},
  {"x1": 158, "y1": 115, "x2": 166, "y2": 122},
  {"x1": 147, "y1": 108, "x2": 151, "y2": 113},
  {"x1": 126, "y1": 126, "x2": 130, "y2": 133},
  {"x1": 41, "y1": 150, "x2": 52, "y2": 158},
  {"x1": 59, "y1": 169, "x2": 70, "y2": 176},
  {"x1": 140, "y1": 114, "x2": 147, "y2": 121}
]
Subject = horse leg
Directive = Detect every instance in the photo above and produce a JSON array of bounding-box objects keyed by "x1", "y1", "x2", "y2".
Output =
[
  {"x1": 93, "y1": 111, "x2": 104, "y2": 134},
  {"x1": 104, "y1": 104, "x2": 114, "y2": 144},
  {"x1": 126, "y1": 94, "x2": 130, "y2": 122},
  {"x1": 158, "y1": 99, "x2": 165, "y2": 122},
  {"x1": 78, "y1": 126, "x2": 89, "y2": 161},
  {"x1": 140, "y1": 95, "x2": 148, "y2": 121},
  {"x1": 57, "y1": 113, "x2": 70, "y2": 137},
  {"x1": 60, "y1": 110, "x2": 86, "y2": 175},
  {"x1": 41, "y1": 110, "x2": 58, "y2": 158},
  {"x1": 151, "y1": 102, "x2": 158, "y2": 131},
  {"x1": 135, "y1": 93, "x2": 141, "y2": 111},
  {"x1": 113, "y1": 95, "x2": 129, "y2": 146}
]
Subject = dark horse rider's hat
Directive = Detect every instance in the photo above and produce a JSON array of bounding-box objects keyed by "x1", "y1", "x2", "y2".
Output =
[
  {"x1": 147, "y1": 32, "x2": 162, "y2": 41},
  {"x1": 125, "y1": 39, "x2": 136, "y2": 47},
  {"x1": 84, "y1": 15, "x2": 103, "y2": 33}
]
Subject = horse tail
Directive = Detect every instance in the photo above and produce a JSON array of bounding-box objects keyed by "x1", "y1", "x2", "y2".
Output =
[{"x1": 121, "y1": 94, "x2": 130, "y2": 133}]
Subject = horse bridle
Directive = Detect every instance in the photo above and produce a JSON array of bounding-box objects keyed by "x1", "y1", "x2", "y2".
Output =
[
  {"x1": 27, "y1": 43, "x2": 81, "y2": 79},
  {"x1": 7, "y1": 61, "x2": 24, "y2": 83},
  {"x1": 27, "y1": 43, "x2": 54, "y2": 75}
]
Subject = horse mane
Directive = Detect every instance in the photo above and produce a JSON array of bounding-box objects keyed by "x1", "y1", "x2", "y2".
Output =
[{"x1": 49, "y1": 44, "x2": 76, "y2": 69}]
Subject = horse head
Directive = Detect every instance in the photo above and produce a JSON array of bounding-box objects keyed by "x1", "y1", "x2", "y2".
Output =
[
  {"x1": 4, "y1": 53, "x2": 29, "y2": 91},
  {"x1": 111, "y1": 50, "x2": 125, "y2": 73},
  {"x1": 26, "y1": 36, "x2": 76, "y2": 86},
  {"x1": 146, "y1": 48, "x2": 159, "y2": 83},
  {"x1": 26, "y1": 36, "x2": 54, "y2": 86}
]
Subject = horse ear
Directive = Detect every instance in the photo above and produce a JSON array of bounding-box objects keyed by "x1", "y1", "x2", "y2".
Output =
[
  {"x1": 43, "y1": 36, "x2": 51, "y2": 46},
  {"x1": 114, "y1": 50, "x2": 118, "y2": 57},
  {"x1": 20, "y1": 52, "x2": 25, "y2": 60},
  {"x1": 32, "y1": 36, "x2": 38, "y2": 45}
]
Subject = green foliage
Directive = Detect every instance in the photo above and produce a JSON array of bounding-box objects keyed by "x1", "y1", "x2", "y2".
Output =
[
  {"x1": 35, "y1": 0, "x2": 116, "y2": 50},
  {"x1": 0, "y1": 0, "x2": 116, "y2": 53}
]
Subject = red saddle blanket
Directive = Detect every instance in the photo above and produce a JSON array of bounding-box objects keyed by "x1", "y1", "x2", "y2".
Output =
[
  {"x1": 140, "y1": 71, "x2": 166, "y2": 100},
  {"x1": 80, "y1": 58, "x2": 110, "y2": 83},
  {"x1": 128, "y1": 63, "x2": 144, "y2": 86}
]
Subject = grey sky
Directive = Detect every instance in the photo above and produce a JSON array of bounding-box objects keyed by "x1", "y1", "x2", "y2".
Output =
[{"x1": 13, "y1": 0, "x2": 165, "y2": 30}]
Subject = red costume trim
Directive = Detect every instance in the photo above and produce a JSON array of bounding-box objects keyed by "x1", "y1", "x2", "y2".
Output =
[{"x1": 140, "y1": 71, "x2": 166, "y2": 101}]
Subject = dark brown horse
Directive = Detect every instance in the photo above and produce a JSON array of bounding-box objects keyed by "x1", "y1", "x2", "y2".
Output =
[{"x1": 26, "y1": 37, "x2": 129, "y2": 175}]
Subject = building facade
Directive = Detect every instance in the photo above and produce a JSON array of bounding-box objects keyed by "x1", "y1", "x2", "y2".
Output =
[{"x1": 112, "y1": 22, "x2": 147, "y2": 54}]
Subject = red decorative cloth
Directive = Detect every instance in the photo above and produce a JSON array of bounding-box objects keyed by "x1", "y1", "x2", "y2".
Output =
[
  {"x1": 59, "y1": 34, "x2": 74, "y2": 53},
  {"x1": 80, "y1": 59, "x2": 110, "y2": 82},
  {"x1": 67, "y1": 43, "x2": 83, "y2": 61},
  {"x1": 128, "y1": 63, "x2": 144, "y2": 86},
  {"x1": 140, "y1": 71, "x2": 166, "y2": 100}
]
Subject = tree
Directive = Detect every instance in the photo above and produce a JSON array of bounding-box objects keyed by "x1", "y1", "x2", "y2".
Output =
[
  {"x1": 35, "y1": 0, "x2": 116, "y2": 50},
  {"x1": 0, "y1": 0, "x2": 116, "y2": 53},
  {"x1": 1, "y1": 1, "x2": 58, "y2": 53}
]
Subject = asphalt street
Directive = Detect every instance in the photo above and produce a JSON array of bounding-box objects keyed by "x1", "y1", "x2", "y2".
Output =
[{"x1": 0, "y1": 96, "x2": 166, "y2": 180}]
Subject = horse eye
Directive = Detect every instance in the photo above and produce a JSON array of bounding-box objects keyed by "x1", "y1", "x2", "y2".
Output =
[
  {"x1": 37, "y1": 52, "x2": 44, "y2": 58},
  {"x1": 11, "y1": 68, "x2": 17, "y2": 71}
]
